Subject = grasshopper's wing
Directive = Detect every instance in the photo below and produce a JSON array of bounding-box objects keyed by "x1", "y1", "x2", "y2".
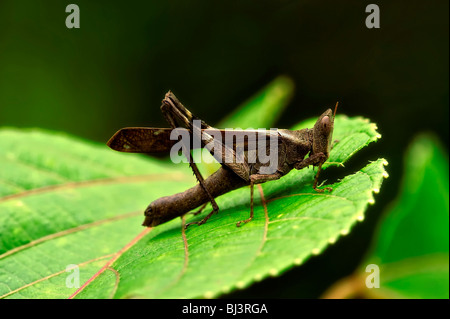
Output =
[
  {"x1": 201, "y1": 129, "x2": 281, "y2": 181},
  {"x1": 107, "y1": 127, "x2": 177, "y2": 153},
  {"x1": 107, "y1": 126, "x2": 280, "y2": 182},
  {"x1": 106, "y1": 127, "x2": 242, "y2": 153},
  {"x1": 105, "y1": 127, "x2": 252, "y2": 154}
]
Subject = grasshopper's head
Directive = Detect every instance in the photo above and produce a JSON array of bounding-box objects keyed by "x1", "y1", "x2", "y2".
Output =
[{"x1": 311, "y1": 103, "x2": 338, "y2": 161}]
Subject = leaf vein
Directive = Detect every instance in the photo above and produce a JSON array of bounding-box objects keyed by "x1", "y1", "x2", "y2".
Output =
[
  {"x1": 0, "y1": 172, "x2": 189, "y2": 203},
  {"x1": 0, "y1": 254, "x2": 115, "y2": 299},
  {"x1": 0, "y1": 211, "x2": 141, "y2": 260}
]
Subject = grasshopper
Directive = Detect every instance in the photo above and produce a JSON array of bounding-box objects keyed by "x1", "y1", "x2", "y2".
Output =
[{"x1": 107, "y1": 91, "x2": 338, "y2": 228}]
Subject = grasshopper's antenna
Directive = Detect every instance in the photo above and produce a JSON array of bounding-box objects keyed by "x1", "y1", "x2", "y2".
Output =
[{"x1": 333, "y1": 101, "x2": 339, "y2": 118}]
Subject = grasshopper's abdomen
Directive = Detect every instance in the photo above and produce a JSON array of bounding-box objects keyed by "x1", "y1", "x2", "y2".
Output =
[{"x1": 142, "y1": 167, "x2": 248, "y2": 227}]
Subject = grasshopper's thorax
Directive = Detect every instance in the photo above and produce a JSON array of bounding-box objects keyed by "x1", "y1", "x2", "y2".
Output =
[{"x1": 278, "y1": 128, "x2": 313, "y2": 165}]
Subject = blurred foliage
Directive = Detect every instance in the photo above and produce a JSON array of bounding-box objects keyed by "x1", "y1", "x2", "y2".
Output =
[
  {"x1": 323, "y1": 133, "x2": 449, "y2": 298},
  {"x1": 364, "y1": 133, "x2": 449, "y2": 298},
  {"x1": 369, "y1": 134, "x2": 448, "y2": 264}
]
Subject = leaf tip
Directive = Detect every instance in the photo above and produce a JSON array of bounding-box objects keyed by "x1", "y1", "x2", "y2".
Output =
[
  {"x1": 203, "y1": 291, "x2": 214, "y2": 299},
  {"x1": 269, "y1": 268, "x2": 278, "y2": 276},
  {"x1": 328, "y1": 237, "x2": 337, "y2": 244},
  {"x1": 253, "y1": 274, "x2": 263, "y2": 281},
  {"x1": 294, "y1": 258, "x2": 303, "y2": 265},
  {"x1": 236, "y1": 281, "x2": 246, "y2": 289},
  {"x1": 221, "y1": 286, "x2": 231, "y2": 294}
]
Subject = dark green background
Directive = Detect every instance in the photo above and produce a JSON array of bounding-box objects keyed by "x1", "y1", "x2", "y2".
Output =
[{"x1": 0, "y1": 0, "x2": 448, "y2": 298}]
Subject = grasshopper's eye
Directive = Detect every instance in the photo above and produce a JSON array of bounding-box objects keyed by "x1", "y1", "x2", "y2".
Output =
[{"x1": 321, "y1": 116, "x2": 330, "y2": 129}]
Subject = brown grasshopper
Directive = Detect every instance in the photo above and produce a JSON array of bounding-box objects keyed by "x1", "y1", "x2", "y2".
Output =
[{"x1": 107, "y1": 91, "x2": 338, "y2": 228}]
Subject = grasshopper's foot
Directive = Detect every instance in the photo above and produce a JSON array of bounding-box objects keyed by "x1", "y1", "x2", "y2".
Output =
[
  {"x1": 313, "y1": 186, "x2": 333, "y2": 193},
  {"x1": 185, "y1": 209, "x2": 216, "y2": 229},
  {"x1": 313, "y1": 178, "x2": 333, "y2": 193},
  {"x1": 236, "y1": 216, "x2": 253, "y2": 227},
  {"x1": 185, "y1": 220, "x2": 204, "y2": 229},
  {"x1": 190, "y1": 202, "x2": 207, "y2": 216}
]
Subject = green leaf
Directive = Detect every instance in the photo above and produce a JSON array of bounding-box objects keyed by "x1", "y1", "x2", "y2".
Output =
[
  {"x1": 323, "y1": 134, "x2": 448, "y2": 299},
  {"x1": 361, "y1": 133, "x2": 449, "y2": 299},
  {"x1": 76, "y1": 115, "x2": 384, "y2": 299},
  {"x1": 0, "y1": 129, "x2": 195, "y2": 298},
  {"x1": 0, "y1": 88, "x2": 386, "y2": 299}
]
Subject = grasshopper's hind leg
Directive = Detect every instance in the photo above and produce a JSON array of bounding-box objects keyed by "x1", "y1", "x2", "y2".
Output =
[
  {"x1": 161, "y1": 92, "x2": 220, "y2": 227},
  {"x1": 161, "y1": 91, "x2": 212, "y2": 130}
]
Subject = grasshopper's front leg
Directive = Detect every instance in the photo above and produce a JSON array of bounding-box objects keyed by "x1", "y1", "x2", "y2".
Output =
[
  {"x1": 294, "y1": 153, "x2": 332, "y2": 193},
  {"x1": 236, "y1": 172, "x2": 282, "y2": 227}
]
